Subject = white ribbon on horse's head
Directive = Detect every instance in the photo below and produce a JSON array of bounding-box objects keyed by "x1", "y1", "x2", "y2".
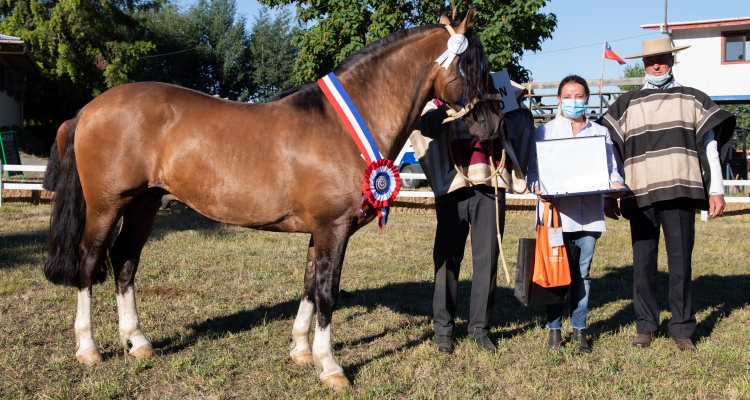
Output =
[{"x1": 436, "y1": 25, "x2": 468, "y2": 69}]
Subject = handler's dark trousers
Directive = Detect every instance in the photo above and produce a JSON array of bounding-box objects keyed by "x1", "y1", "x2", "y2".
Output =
[
  {"x1": 433, "y1": 186, "x2": 505, "y2": 338},
  {"x1": 628, "y1": 198, "x2": 696, "y2": 338}
]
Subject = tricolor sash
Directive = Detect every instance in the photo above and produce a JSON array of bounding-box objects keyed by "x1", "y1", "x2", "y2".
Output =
[{"x1": 318, "y1": 72, "x2": 401, "y2": 229}]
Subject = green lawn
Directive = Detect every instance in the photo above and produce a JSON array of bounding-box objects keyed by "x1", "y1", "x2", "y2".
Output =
[{"x1": 1, "y1": 203, "x2": 748, "y2": 399}]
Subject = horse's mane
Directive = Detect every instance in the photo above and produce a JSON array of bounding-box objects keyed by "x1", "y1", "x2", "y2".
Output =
[
  {"x1": 334, "y1": 24, "x2": 443, "y2": 72},
  {"x1": 273, "y1": 20, "x2": 496, "y2": 126},
  {"x1": 273, "y1": 25, "x2": 443, "y2": 103}
]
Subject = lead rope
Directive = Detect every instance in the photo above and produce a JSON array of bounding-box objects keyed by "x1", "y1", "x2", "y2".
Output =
[{"x1": 446, "y1": 124, "x2": 511, "y2": 285}]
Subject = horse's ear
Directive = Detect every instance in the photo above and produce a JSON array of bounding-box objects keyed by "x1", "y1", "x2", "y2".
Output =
[
  {"x1": 439, "y1": 14, "x2": 451, "y2": 25},
  {"x1": 456, "y1": 8, "x2": 477, "y2": 33}
]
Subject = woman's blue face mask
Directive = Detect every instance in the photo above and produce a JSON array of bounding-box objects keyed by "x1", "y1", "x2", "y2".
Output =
[{"x1": 561, "y1": 99, "x2": 587, "y2": 119}]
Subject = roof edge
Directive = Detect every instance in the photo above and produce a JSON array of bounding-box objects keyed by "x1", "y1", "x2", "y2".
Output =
[{"x1": 641, "y1": 17, "x2": 750, "y2": 30}]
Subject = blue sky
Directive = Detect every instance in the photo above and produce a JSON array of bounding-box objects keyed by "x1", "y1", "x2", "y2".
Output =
[{"x1": 179, "y1": 0, "x2": 750, "y2": 90}]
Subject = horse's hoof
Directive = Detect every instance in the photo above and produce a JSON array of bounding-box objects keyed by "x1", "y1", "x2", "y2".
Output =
[
  {"x1": 322, "y1": 373, "x2": 350, "y2": 391},
  {"x1": 290, "y1": 351, "x2": 314, "y2": 365},
  {"x1": 76, "y1": 348, "x2": 103, "y2": 365},
  {"x1": 130, "y1": 346, "x2": 157, "y2": 359}
]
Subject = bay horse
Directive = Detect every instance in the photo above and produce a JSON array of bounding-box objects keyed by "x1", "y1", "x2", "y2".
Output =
[{"x1": 45, "y1": 10, "x2": 501, "y2": 390}]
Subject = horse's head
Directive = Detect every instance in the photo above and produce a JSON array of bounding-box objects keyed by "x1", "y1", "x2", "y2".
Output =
[{"x1": 431, "y1": 9, "x2": 502, "y2": 141}]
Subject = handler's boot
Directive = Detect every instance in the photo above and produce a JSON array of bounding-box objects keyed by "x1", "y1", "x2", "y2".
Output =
[
  {"x1": 571, "y1": 329, "x2": 591, "y2": 353},
  {"x1": 547, "y1": 329, "x2": 562, "y2": 350}
]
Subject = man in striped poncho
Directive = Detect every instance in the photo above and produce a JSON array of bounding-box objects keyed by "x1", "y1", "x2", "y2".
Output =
[{"x1": 600, "y1": 37, "x2": 736, "y2": 351}]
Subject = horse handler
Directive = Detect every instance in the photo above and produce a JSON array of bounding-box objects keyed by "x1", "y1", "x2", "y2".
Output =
[
  {"x1": 600, "y1": 37, "x2": 736, "y2": 351},
  {"x1": 412, "y1": 97, "x2": 530, "y2": 354}
]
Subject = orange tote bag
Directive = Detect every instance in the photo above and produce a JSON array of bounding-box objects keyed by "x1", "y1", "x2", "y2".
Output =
[{"x1": 532, "y1": 202, "x2": 571, "y2": 288}]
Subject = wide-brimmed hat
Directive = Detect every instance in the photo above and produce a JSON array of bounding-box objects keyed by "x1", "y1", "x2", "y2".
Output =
[{"x1": 624, "y1": 37, "x2": 690, "y2": 59}]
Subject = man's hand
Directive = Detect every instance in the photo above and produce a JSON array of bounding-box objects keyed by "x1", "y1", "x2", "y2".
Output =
[
  {"x1": 534, "y1": 185, "x2": 550, "y2": 203},
  {"x1": 604, "y1": 197, "x2": 621, "y2": 220},
  {"x1": 609, "y1": 181, "x2": 627, "y2": 199},
  {"x1": 708, "y1": 194, "x2": 725, "y2": 219}
]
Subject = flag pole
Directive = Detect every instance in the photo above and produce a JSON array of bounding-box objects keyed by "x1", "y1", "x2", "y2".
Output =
[{"x1": 599, "y1": 41, "x2": 606, "y2": 116}]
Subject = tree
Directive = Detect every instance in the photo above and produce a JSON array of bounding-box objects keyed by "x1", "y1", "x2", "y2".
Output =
[
  {"x1": 619, "y1": 62, "x2": 645, "y2": 91},
  {"x1": 248, "y1": 7, "x2": 297, "y2": 102},
  {"x1": 0, "y1": 0, "x2": 158, "y2": 140},
  {"x1": 257, "y1": 0, "x2": 556, "y2": 84},
  {"x1": 722, "y1": 104, "x2": 750, "y2": 137},
  {"x1": 140, "y1": 0, "x2": 254, "y2": 101}
]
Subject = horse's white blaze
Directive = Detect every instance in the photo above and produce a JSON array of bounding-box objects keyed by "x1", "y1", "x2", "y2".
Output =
[
  {"x1": 290, "y1": 297, "x2": 315, "y2": 356},
  {"x1": 116, "y1": 285, "x2": 152, "y2": 352},
  {"x1": 74, "y1": 289, "x2": 97, "y2": 355},
  {"x1": 312, "y1": 321, "x2": 344, "y2": 379}
]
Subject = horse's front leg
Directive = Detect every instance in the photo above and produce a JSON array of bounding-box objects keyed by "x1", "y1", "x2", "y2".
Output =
[
  {"x1": 290, "y1": 237, "x2": 316, "y2": 365},
  {"x1": 311, "y1": 227, "x2": 351, "y2": 390}
]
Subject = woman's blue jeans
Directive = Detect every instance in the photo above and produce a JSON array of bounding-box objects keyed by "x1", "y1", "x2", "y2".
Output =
[{"x1": 546, "y1": 231, "x2": 600, "y2": 330}]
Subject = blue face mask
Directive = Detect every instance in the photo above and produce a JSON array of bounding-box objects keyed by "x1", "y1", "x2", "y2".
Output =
[
  {"x1": 645, "y1": 70, "x2": 672, "y2": 86},
  {"x1": 561, "y1": 99, "x2": 587, "y2": 119}
]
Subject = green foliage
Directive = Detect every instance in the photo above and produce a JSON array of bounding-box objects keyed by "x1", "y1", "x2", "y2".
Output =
[
  {"x1": 258, "y1": 0, "x2": 556, "y2": 84},
  {"x1": 0, "y1": 0, "x2": 270, "y2": 143},
  {"x1": 619, "y1": 62, "x2": 645, "y2": 91},
  {"x1": 0, "y1": 0, "x2": 158, "y2": 140},
  {"x1": 139, "y1": 0, "x2": 254, "y2": 101},
  {"x1": 248, "y1": 7, "x2": 298, "y2": 102},
  {"x1": 722, "y1": 104, "x2": 750, "y2": 133}
]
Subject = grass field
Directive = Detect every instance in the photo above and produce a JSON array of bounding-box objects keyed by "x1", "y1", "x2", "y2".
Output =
[{"x1": 1, "y1": 202, "x2": 749, "y2": 399}]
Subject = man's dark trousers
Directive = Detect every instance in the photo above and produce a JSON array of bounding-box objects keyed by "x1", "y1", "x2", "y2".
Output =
[
  {"x1": 628, "y1": 198, "x2": 696, "y2": 338},
  {"x1": 433, "y1": 186, "x2": 505, "y2": 339}
]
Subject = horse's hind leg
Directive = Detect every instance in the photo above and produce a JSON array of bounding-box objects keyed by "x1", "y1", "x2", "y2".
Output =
[
  {"x1": 290, "y1": 237, "x2": 316, "y2": 365},
  {"x1": 75, "y1": 205, "x2": 123, "y2": 365},
  {"x1": 110, "y1": 190, "x2": 162, "y2": 359}
]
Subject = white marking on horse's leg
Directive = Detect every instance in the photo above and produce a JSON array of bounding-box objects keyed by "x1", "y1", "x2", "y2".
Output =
[
  {"x1": 312, "y1": 320, "x2": 348, "y2": 389},
  {"x1": 290, "y1": 297, "x2": 314, "y2": 365},
  {"x1": 75, "y1": 288, "x2": 102, "y2": 364},
  {"x1": 116, "y1": 285, "x2": 155, "y2": 359}
]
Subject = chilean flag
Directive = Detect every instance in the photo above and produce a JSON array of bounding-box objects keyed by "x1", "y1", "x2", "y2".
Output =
[{"x1": 604, "y1": 42, "x2": 626, "y2": 65}]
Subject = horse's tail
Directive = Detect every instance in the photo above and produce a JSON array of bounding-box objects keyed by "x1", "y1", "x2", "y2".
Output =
[
  {"x1": 43, "y1": 119, "x2": 76, "y2": 191},
  {"x1": 45, "y1": 117, "x2": 108, "y2": 287},
  {"x1": 41, "y1": 140, "x2": 60, "y2": 191}
]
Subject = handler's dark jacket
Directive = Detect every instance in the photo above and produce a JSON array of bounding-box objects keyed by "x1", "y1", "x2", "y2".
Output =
[{"x1": 600, "y1": 87, "x2": 736, "y2": 211}]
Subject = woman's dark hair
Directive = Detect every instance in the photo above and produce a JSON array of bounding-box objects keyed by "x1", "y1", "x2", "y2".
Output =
[{"x1": 557, "y1": 75, "x2": 590, "y2": 98}]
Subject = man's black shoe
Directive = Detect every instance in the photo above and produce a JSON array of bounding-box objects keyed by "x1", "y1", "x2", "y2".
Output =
[
  {"x1": 571, "y1": 328, "x2": 591, "y2": 353},
  {"x1": 470, "y1": 334, "x2": 496, "y2": 353},
  {"x1": 435, "y1": 335, "x2": 454, "y2": 354},
  {"x1": 547, "y1": 329, "x2": 562, "y2": 350}
]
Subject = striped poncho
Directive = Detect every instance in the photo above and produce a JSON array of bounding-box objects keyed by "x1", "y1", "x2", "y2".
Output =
[{"x1": 601, "y1": 87, "x2": 735, "y2": 210}]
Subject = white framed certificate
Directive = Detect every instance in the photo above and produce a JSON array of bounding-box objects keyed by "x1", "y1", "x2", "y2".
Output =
[{"x1": 536, "y1": 136, "x2": 624, "y2": 198}]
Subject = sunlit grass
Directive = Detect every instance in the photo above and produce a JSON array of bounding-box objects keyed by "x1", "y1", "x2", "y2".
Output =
[{"x1": 0, "y1": 202, "x2": 748, "y2": 398}]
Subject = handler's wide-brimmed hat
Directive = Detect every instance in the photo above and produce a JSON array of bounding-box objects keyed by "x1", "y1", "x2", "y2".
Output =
[{"x1": 624, "y1": 37, "x2": 691, "y2": 59}]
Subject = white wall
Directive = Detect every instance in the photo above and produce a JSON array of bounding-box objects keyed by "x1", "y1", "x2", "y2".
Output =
[
  {"x1": 0, "y1": 91, "x2": 21, "y2": 127},
  {"x1": 672, "y1": 24, "x2": 750, "y2": 97}
]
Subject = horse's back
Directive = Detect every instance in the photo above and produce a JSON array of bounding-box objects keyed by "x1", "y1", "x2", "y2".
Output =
[{"x1": 73, "y1": 82, "x2": 362, "y2": 231}]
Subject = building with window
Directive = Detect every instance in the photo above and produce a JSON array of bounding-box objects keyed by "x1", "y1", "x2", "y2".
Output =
[
  {"x1": 0, "y1": 34, "x2": 42, "y2": 128},
  {"x1": 641, "y1": 17, "x2": 750, "y2": 103}
]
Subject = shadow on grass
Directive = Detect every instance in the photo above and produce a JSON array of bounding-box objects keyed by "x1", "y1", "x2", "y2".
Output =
[
  {"x1": 0, "y1": 229, "x2": 47, "y2": 270},
  {"x1": 149, "y1": 266, "x2": 750, "y2": 353},
  {"x1": 150, "y1": 204, "x2": 223, "y2": 240},
  {"x1": 581, "y1": 266, "x2": 750, "y2": 345}
]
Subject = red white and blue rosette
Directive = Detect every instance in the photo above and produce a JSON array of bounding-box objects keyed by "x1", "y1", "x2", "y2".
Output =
[{"x1": 362, "y1": 159, "x2": 401, "y2": 209}]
